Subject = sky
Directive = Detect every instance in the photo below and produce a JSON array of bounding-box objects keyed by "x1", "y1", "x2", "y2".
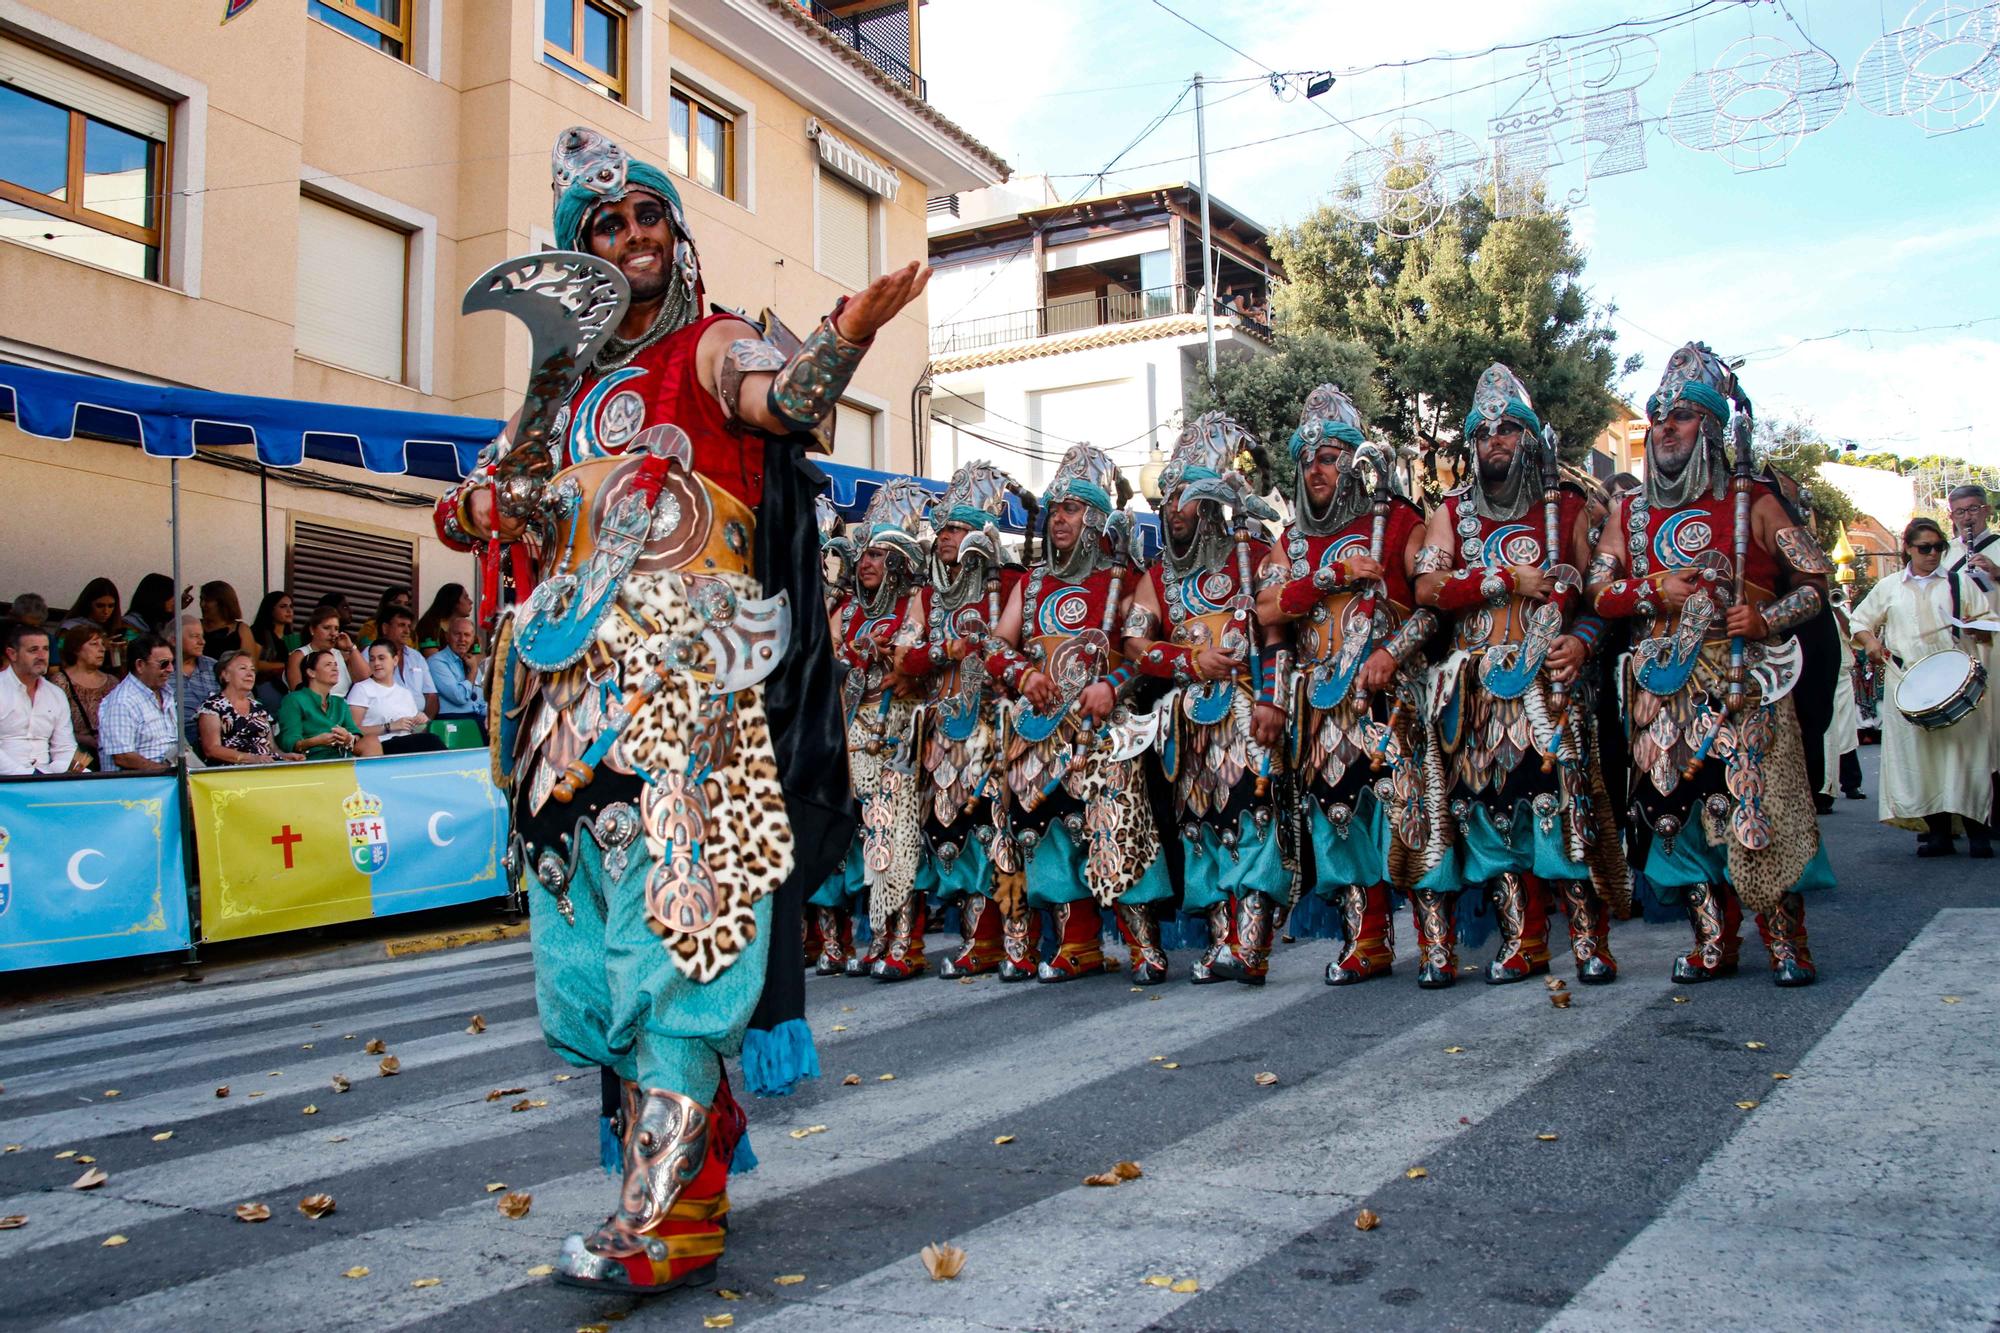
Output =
[{"x1": 920, "y1": 0, "x2": 2000, "y2": 463}]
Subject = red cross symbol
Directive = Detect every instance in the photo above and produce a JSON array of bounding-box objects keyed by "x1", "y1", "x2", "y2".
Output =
[{"x1": 272, "y1": 824, "x2": 303, "y2": 869}]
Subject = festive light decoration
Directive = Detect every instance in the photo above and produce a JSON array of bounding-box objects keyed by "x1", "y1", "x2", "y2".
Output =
[
  {"x1": 1334, "y1": 117, "x2": 1485, "y2": 237},
  {"x1": 1666, "y1": 34, "x2": 1850, "y2": 172},
  {"x1": 1856, "y1": 1, "x2": 2000, "y2": 135}
]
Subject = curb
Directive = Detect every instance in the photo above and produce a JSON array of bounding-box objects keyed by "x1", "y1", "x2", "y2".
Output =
[{"x1": 384, "y1": 920, "x2": 530, "y2": 958}]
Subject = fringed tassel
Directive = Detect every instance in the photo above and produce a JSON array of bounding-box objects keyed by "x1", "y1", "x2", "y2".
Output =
[
  {"x1": 598, "y1": 1115, "x2": 621, "y2": 1177},
  {"x1": 1283, "y1": 892, "x2": 1343, "y2": 940},
  {"x1": 1456, "y1": 886, "x2": 1496, "y2": 950},
  {"x1": 1157, "y1": 912, "x2": 1209, "y2": 953},
  {"x1": 729, "y1": 1128, "x2": 759, "y2": 1176},
  {"x1": 740, "y1": 1017, "x2": 821, "y2": 1098}
]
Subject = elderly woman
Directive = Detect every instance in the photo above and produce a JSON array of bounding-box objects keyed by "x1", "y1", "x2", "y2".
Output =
[
  {"x1": 197, "y1": 650, "x2": 301, "y2": 765},
  {"x1": 346, "y1": 641, "x2": 444, "y2": 754},
  {"x1": 1851, "y1": 516, "x2": 2000, "y2": 857},
  {"x1": 278, "y1": 648, "x2": 381, "y2": 760}
]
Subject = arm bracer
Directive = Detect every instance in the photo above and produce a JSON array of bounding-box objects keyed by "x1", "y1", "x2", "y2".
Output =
[
  {"x1": 1761, "y1": 585, "x2": 1823, "y2": 636},
  {"x1": 1381, "y1": 608, "x2": 1437, "y2": 666},
  {"x1": 763, "y1": 302, "x2": 871, "y2": 434}
]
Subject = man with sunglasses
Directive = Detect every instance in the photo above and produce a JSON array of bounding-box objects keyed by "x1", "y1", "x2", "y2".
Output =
[{"x1": 1587, "y1": 343, "x2": 1833, "y2": 987}]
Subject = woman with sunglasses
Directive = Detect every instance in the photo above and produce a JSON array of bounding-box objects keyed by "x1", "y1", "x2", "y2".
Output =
[{"x1": 1851, "y1": 516, "x2": 2000, "y2": 857}]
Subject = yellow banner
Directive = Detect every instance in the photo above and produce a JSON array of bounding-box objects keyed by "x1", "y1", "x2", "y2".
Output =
[{"x1": 190, "y1": 760, "x2": 371, "y2": 941}]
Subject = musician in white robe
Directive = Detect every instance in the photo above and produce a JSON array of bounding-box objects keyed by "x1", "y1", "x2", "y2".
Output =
[
  {"x1": 1850, "y1": 517, "x2": 1999, "y2": 857},
  {"x1": 1945, "y1": 484, "x2": 2000, "y2": 822}
]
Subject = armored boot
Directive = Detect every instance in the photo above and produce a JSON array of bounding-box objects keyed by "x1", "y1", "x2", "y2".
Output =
[
  {"x1": 802, "y1": 911, "x2": 824, "y2": 971},
  {"x1": 1485, "y1": 872, "x2": 1552, "y2": 984},
  {"x1": 1115, "y1": 902, "x2": 1170, "y2": 985},
  {"x1": 1671, "y1": 881, "x2": 1743, "y2": 983},
  {"x1": 1326, "y1": 882, "x2": 1395, "y2": 986},
  {"x1": 1189, "y1": 899, "x2": 1242, "y2": 984},
  {"x1": 1036, "y1": 900, "x2": 1109, "y2": 982},
  {"x1": 1554, "y1": 878, "x2": 1617, "y2": 985},
  {"x1": 813, "y1": 907, "x2": 852, "y2": 977},
  {"x1": 553, "y1": 1075, "x2": 741, "y2": 1293},
  {"x1": 1754, "y1": 892, "x2": 1817, "y2": 987},
  {"x1": 848, "y1": 921, "x2": 883, "y2": 979},
  {"x1": 870, "y1": 897, "x2": 928, "y2": 982},
  {"x1": 1230, "y1": 892, "x2": 1275, "y2": 986},
  {"x1": 1412, "y1": 890, "x2": 1459, "y2": 989},
  {"x1": 998, "y1": 905, "x2": 1040, "y2": 982},
  {"x1": 939, "y1": 894, "x2": 1004, "y2": 979}
]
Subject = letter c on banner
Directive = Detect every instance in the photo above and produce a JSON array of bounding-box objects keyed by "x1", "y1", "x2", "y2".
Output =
[
  {"x1": 427, "y1": 811, "x2": 455, "y2": 848},
  {"x1": 67, "y1": 849, "x2": 107, "y2": 891}
]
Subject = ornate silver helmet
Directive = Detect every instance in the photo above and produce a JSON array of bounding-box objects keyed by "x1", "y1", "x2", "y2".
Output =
[
  {"x1": 859, "y1": 476, "x2": 932, "y2": 569},
  {"x1": 1644, "y1": 341, "x2": 1750, "y2": 506},
  {"x1": 1461, "y1": 362, "x2": 1546, "y2": 521},
  {"x1": 1289, "y1": 384, "x2": 1377, "y2": 536},
  {"x1": 930, "y1": 460, "x2": 1029, "y2": 572}
]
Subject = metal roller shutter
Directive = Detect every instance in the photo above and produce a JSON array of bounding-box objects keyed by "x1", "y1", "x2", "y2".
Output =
[
  {"x1": 0, "y1": 34, "x2": 171, "y2": 142},
  {"x1": 816, "y1": 170, "x2": 872, "y2": 291},
  {"x1": 287, "y1": 519, "x2": 417, "y2": 623}
]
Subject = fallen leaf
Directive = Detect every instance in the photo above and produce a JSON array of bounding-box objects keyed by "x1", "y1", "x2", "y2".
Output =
[
  {"x1": 102, "y1": 1090, "x2": 121, "y2": 1099},
  {"x1": 1083, "y1": 1171, "x2": 1121, "y2": 1187},
  {"x1": 511, "y1": 1099, "x2": 549, "y2": 1112},
  {"x1": 554, "y1": 1074, "x2": 574, "y2": 1083},
  {"x1": 0, "y1": 1215, "x2": 24, "y2": 1230},
  {"x1": 1354, "y1": 1209, "x2": 1380, "y2": 1231},
  {"x1": 248, "y1": 1091, "x2": 265, "y2": 1099},
  {"x1": 325, "y1": 1136, "x2": 349, "y2": 1144},
  {"x1": 302, "y1": 1105, "x2": 319, "y2": 1116},
  {"x1": 919, "y1": 1241, "x2": 967, "y2": 1280},
  {"x1": 298, "y1": 1193, "x2": 336, "y2": 1219},
  {"x1": 1671, "y1": 996, "x2": 1690, "y2": 1004},
  {"x1": 72, "y1": 1167, "x2": 108, "y2": 1190},
  {"x1": 1144, "y1": 1274, "x2": 1173, "y2": 1288},
  {"x1": 498, "y1": 1191, "x2": 532, "y2": 1219},
  {"x1": 301, "y1": 1044, "x2": 314, "y2": 1050},
  {"x1": 215, "y1": 1086, "x2": 230, "y2": 1098},
  {"x1": 1544, "y1": 976, "x2": 1567, "y2": 991},
  {"x1": 101, "y1": 1234, "x2": 127, "y2": 1247},
  {"x1": 1537, "y1": 1133, "x2": 1559, "y2": 1142},
  {"x1": 877, "y1": 1073, "x2": 895, "y2": 1082},
  {"x1": 332, "y1": 1075, "x2": 351, "y2": 1094},
  {"x1": 704, "y1": 1317, "x2": 735, "y2": 1329},
  {"x1": 1113, "y1": 1161, "x2": 1143, "y2": 1180},
  {"x1": 716, "y1": 1289, "x2": 742, "y2": 1301},
  {"x1": 958, "y1": 976, "x2": 976, "y2": 985},
  {"x1": 378, "y1": 1056, "x2": 401, "y2": 1077},
  {"x1": 466, "y1": 1014, "x2": 487, "y2": 1034},
  {"x1": 1550, "y1": 992, "x2": 1572, "y2": 1009},
  {"x1": 526, "y1": 1263, "x2": 555, "y2": 1277},
  {"x1": 266, "y1": 1071, "x2": 281, "y2": 1077},
  {"x1": 1459, "y1": 1116, "x2": 1470, "y2": 1125},
  {"x1": 787, "y1": 1125, "x2": 829, "y2": 1139},
  {"x1": 486, "y1": 1087, "x2": 528, "y2": 1102},
  {"x1": 364, "y1": 1039, "x2": 386, "y2": 1054},
  {"x1": 76, "y1": 1155, "x2": 95, "y2": 1164},
  {"x1": 342, "y1": 1266, "x2": 370, "y2": 1279},
  {"x1": 1406, "y1": 1167, "x2": 1428, "y2": 1180},
  {"x1": 841, "y1": 1075, "x2": 861, "y2": 1086},
  {"x1": 1, "y1": 1145, "x2": 17, "y2": 1154},
  {"x1": 773, "y1": 1274, "x2": 806, "y2": 1286},
  {"x1": 1161, "y1": 1063, "x2": 1180, "y2": 1070},
  {"x1": 410, "y1": 1278, "x2": 440, "y2": 1289},
  {"x1": 1943, "y1": 996, "x2": 1962, "y2": 1004},
  {"x1": 830, "y1": 1025, "x2": 849, "y2": 1033},
  {"x1": 344, "y1": 1034, "x2": 356, "y2": 1041},
  {"x1": 840, "y1": 1005, "x2": 854, "y2": 1012},
  {"x1": 1254, "y1": 1072, "x2": 1279, "y2": 1086},
  {"x1": 1149, "y1": 1055, "x2": 1164, "y2": 1062},
  {"x1": 54, "y1": 1150, "x2": 76, "y2": 1160},
  {"x1": 1745, "y1": 1041, "x2": 1767, "y2": 1050},
  {"x1": 1736, "y1": 1100, "x2": 1758, "y2": 1110},
  {"x1": 1171, "y1": 1278, "x2": 1200, "y2": 1293},
  {"x1": 1148, "y1": 995, "x2": 1162, "y2": 1001},
  {"x1": 992, "y1": 1135, "x2": 1015, "y2": 1145},
  {"x1": 1131, "y1": 987, "x2": 1144, "y2": 994},
  {"x1": 234, "y1": 1202, "x2": 271, "y2": 1222},
  {"x1": 151, "y1": 1131, "x2": 173, "y2": 1143},
  {"x1": 1773, "y1": 1072, "x2": 1792, "y2": 1080},
  {"x1": 1444, "y1": 1046, "x2": 1464, "y2": 1054},
  {"x1": 485, "y1": 1182, "x2": 507, "y2": 1193},
  {"x1": 578, "y1": 1325, "x2": 609, "y2": 1333}
]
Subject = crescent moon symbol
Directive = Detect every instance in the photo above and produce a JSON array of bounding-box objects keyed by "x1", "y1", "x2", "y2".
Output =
[
  {"x1": 427, "y1": 812, "x2": 455, "y2": 847},
  {"x1": 67, "y1": 849, "x2": 107, "y2": 892}
]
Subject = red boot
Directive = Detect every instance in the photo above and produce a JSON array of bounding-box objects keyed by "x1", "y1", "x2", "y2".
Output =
[
  {"x1": 1115, "y1": 901, "x2": 1169, "y2": 984},
  {"x1": 1486, "y1": 872, "x2": 1552, "y2": 984},
  {"x1": 1326, "y1": 882, "x2": 1395, "y2": 985},
  {"x1": 939, "y1": 894, "x2": 1004, "y2": 978},
  {"x1": 1036, "y1": 900, "x2": 1108, "y2": 982},
  {"x1": 1554, "y1": 878, "x2": 1617, "y2": 984},
  {"x1": 871, "y1": 897, "x2": 928, "y2": 982},
  {"x1": 1754, "y1": 892, "x2": 1816, "y2": 987},
  {"x1": 1413, "y1": 890, "x2": 1459, "y2": 989},
  {"x1": 1672, "y1": 881, "x2": 1742, "y2": 983}
]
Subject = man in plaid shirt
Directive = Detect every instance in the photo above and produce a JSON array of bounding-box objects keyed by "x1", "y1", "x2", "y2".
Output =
[{"x1": 98, "y1": 635, "x2": 179, "y2": 773}]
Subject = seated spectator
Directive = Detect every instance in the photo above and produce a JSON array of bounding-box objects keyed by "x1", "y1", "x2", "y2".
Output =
[
  {"x1": 279, "y1": 649, "x2": 382, "y2": 760},
  {"x1": 200, "y1": 580, "x2": 257, "y2": 659},
  {"x1": 198, "y1": 650, "x2": 300, "y2": 765},
  {"x1": 0, "y1": 622, "x2": 78, "y2": 775},
  {"x1": 99, "y1": 635, "x2": 179, "y2": 772},
  {"x1": 415, "y1": 583, "x2": 473, "y2": 656},
  {"x1": 10, "y1": 592, "x2": 48, "y2": 629},
  {"x1": 374, "y1": 606, "x2": 438, "y2": 716},
  {"x1": 173, "y1": 616, "x2": 219, "y2": 744},
  {"x1": 52, "y1": 625, "x2": 114, "y2": 764},
  {"x1": 428, "y1": 616, "x2": 487, "y2": 729},
  {"x1": 123, "y1": 573, "x2": 183, "y2": 638},
  {"x1": 286, "y1": 605, "x2": 365, "y2": 693},
  {"x1": 250, "y1": 590, "x2": 301, "y2": 689},
  {"x1": 347, "y1": 643, "x2": 444, "y2": 754},
  {"x1": 358, "y1": 584, "x2": 414, "y2": 647},
  {"x1": 59, "y1": 575, "x2": 128, "y2": 674}
]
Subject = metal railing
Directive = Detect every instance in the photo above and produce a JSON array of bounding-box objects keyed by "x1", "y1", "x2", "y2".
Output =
[
  {"x1": 929, "y1": 284, "x2": 1274, "y2": 356},
  {"x1": 807, "y1": 2, "x2": 927, "y2": 99}
]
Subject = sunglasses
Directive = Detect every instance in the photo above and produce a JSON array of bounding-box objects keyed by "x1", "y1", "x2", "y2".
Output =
[{"x1": 1910, "y1": 541, "x2": 1946, "y2": 555}]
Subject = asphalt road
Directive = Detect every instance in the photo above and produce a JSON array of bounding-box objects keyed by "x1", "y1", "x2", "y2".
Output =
[{"x1": 1, "y1": 748, "x2": 1995, "y2": 1332}]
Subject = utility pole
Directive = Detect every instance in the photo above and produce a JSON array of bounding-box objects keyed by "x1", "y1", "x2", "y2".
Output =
[{"x1": 1193, "y1": 71, "x2": 1217, "y2": 382}]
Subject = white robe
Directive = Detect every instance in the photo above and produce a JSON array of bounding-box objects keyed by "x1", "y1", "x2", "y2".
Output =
[
  {"x1": 1850, "y1": 567, "x2": 2000, "y2": 825},
  {"x1": 1820, "y1": 609, "x2": 1860, "y2": 796}
]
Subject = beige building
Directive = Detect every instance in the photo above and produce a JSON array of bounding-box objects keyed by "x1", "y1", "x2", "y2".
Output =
[{"x1": 0, "y1": 0, "x2": 1003, "y2": 618}]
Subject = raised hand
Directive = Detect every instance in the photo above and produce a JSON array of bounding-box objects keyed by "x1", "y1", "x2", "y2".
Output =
[{"x1": 834, "y1": 262, "x2": 933, "y2": 345}]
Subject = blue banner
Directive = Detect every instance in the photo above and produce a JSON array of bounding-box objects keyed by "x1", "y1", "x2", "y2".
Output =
[
  {"x1": 0, "y1": 774, "x2": 191, "y2": 972},
  {"x1": 364, "y1": 748, "x2": 509, "y2": 917}
]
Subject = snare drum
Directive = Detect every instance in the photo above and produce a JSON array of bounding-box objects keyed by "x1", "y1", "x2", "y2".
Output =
[{"x1": 1895, "y1": 649, "x2": 1988, "y2": 730}]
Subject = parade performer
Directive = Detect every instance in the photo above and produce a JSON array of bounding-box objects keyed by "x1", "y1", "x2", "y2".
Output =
[
  {"x1": 1944, "y1": 484, "x2": 2000, "y2": 830},
  {"x1": 814, "y1": 480, "x2": 931, "y2": 979},
  {"x1": 896, "y1": 463, "x2": 1033, "y2": 977},
  {"x1": 1414, "y1": 364, "x2": 1622, "y2": 988},
  {"x1": 1254, "y1": 385, "x2": 1438, "y2": 986},
  {"x1": 1122, "y1": 412, "x2": 1285, "y2": 984},
  {"x1": 1820, "y1": 591, "x2": 1863, "y2": 809},
  {"x1": 985, "y1": 445, "x2": 1174, "y2": 981},
  {"x1": 436, "y1": 127, "x2": 921, "y2": 1292},
  {"x1": 1587, "y1": 342, "x2": 1832, "y2": 985}
]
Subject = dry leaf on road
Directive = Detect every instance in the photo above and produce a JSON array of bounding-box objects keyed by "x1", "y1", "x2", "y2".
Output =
[
  {"x1": 1160, "y1": 1063, "x2": 1179, "y2": 1070},
  {"x1": 787, "y1": 1125, "x2": 828, "y2": 1140},
  {"x1": 466, "y1": 1015, "x2": 487, "y2": 1034},
  {"x1": 485, "y1": 1087, "x2": 527, "y2": 1102},
  {"x1": 1443, "y1": 1046, "x2": 1464, "y2": 1054},
  {"x1": 214, "y1": 1086, "x2": 230, "y2": 1098},
  {"x1": 704, "y1": 1317, "x2": 735, "y2": 1329},
  {"x1": 1544, "y1": 977, "x2": 1566, "y2": 991},
  {"x1": 53, "y1": 1150, "x2": 75, "y2": 1160},
  {"x1": 1745, "y1": 1041, "x2": 1767, "y2": 1050},
  {"x1": 526, "y1": 1264, "x2": 554, "y2": 1277},
  {"x1": 919, "y1": 1242, "x2": 966, "y2": 1280},
  {"x1": 378, "y1": 1056, "x2": 401, "y2": 1077},
  {"x1": 1354, "y1": 1209, "x2": 1380, "y2": 1231},
  {"x1": 1550, "y1": 992, "x2": 1573, "y2": 1009},
  {"x1": 71, "y1": 1168, "x2": 108, "y2": 1191},
  {"x1": 877, "y1": 1074, "x2": 896, "y2": 1082},
  {"x1": 1083, "y1": 1172, "x2": 1121, "y2": 1187},
  {"x1": 485, "y1": 1182, "x2": 507, "y2": 1193},
  {"x1": 1406, "y1": 1167, "x2": 1428, "y2": 1180},
  {"x1": 101, "y1": 1234, "x2": 126, "y2": 1246},
  {"x1": 510, "y1": 1099, "x2": 548, "y2": 1112},
  {"x1": 1536, "y1": 1133, "x2": 1559, "y2": 1141},
  {"x1": 841, "y1": 1075, "x2": 861, "y2": 1086},
  {"x1": 302, "y1": 1105, "x2": 319, "y2": 1116},
  {"x1": 497, "y1": 1192, "x2": 532, "y2": 1219},
  {"x1": 1253, "y1": 1072, "x2": 1278, "y2": 1086},
  {"x1": 101, "y1": 1090, "x2": 120, "y2": 1099},
  {"x1": 298, "y1": 1194, "x2": 336, "y2": 1219},
  {"x1": 1113, "y1": 1161, "x2": 1143, "y2": 1180},
  {"x1": 1170, "y1": 1278, "x2": 1199, "y2": 1293},
  {"x1": 331, "y1": 1075, "x2": 351, "y2": 1094},
  {"x1": 234, "y1": 1203, "x2": 271, "y2": 1223},
  {"x1": 773, "y1": 1274, "x2": 806, "y2": 1286},
  {"x1": 342, "y1": 1266, "x2": 369, "y2": 1279},
  {"x1": 992, "y1": 1135, "x2": 1015, "y2": 1145},
  {"x1": 716, "y1": 1289, "x2": 742, "y2": 1300},
  {"x1": 0, "y1": 1215, "x2": 25, "y2": 1230},
  {"x1": 76, "y1": 1156, "x2": 95, "y2": 1164},
  {"x1": 410, "y1": 1278, "x2": 440, "y2": 1289},
  {"x1": 1736, "y1": 1100, "x2": 1758, "y2": 1110},
  {"x1": 1772, "y1": 1072, "x2": 1792, "y2": 1080},
  {"x1": 1144, "y1": 1275, "x2": 1172, "y2": 1288},
  {"x1": 363, "y1": 1039, "x2": 385, "y2": 1054}
]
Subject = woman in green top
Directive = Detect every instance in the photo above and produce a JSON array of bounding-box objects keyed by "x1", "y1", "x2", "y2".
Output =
[{"x1": 278, "y1": 649, "x2": 385, "y2": 760}]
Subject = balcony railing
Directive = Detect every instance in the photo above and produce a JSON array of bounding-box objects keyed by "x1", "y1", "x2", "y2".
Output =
[
  {"x1": 929, "y1": 284, "x2": 1272, "y2": 356},
  {"x1": 807, "y1": 2, "x2": 926, "y2": 100}
]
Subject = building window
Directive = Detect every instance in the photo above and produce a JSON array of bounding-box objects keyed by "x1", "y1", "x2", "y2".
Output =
[
  {"x1": 0, "y1": 38, "x2": 170, "y2": 282},
  {"x1": 295, "y1": 193, "x2": 409, "y2": 382},
  {"x1": 816, "y1": 170, "x2": 872, "y2": 291},
  {"x1": 833, "y1": 400, "x2": 879, "y2": 469},
  {"x1": 668, "y1": 84, "x2": 735, "y2": 198},
  {"x1": 288, "y1": 517, "x2": 418, "y2": 622},
  {"x1": 308, "y1": 0, "x2": 411, "y2": 61},
  {"x1": 545, "y1": 0, "x2": 627, "y2": 102}
]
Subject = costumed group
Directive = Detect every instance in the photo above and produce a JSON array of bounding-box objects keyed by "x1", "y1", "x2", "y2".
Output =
[{"x1": 421, "y1": 126, "x2": 1991, "y2": 1299}]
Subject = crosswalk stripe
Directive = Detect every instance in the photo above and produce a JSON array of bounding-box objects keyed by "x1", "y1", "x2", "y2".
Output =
[{"x1": 1542, "y1": 908, "x2": 2000, "y2": 1332}]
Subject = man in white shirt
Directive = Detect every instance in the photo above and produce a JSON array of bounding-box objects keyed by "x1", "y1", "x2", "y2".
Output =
[
  {"x1": 99, "y1": 636, "x2": 180, "y2": 773},
  {"x1": 0, "y1": 622, "x2": 76, "y2": 775},
  {"x1": 375, "y1": 608, "x2": 438, "y2": 718}
]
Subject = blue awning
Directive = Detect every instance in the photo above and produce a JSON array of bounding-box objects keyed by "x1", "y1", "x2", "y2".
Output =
[{"x1": 0, "y1": 362, "x2": 502, "y2": 482}]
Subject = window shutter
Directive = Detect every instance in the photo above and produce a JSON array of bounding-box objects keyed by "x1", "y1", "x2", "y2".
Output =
[
  {"x1": 832, "y1": 401, "x2": 877, "y2": 468},
  {"x1": 0, "y1": 35, "x2": 170, "y2": 141},
  {"x1": 816, "y1": 170, "x2": 872, "y2": 291},
  {"x1": 287, "y1": 520, "x2": 417, "y2": 621},
  {"x1": 295, "y1": 195, "x2": 407, "y2": 382}
]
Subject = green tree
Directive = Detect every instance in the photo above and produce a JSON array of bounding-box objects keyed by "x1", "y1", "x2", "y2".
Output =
[
  {"x1": 1268, "y1": 194, "x2": 1633, "y2": 466},
  {"x1": 1188, "y1": 331, "x2": 1380, "y2": 493},
  {"x1": 1755, "y1": 416, "x2": 1857, "y2": 529}
]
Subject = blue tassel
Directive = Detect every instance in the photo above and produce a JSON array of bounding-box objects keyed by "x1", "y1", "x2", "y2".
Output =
[
  {"x1": 1283, "y1": 892, "x2": 1343, "y2": 940},
  {"x1": 598, "y1": 1115, "x2": 621, "y2": 1176},
  {"x1": 740, "y1": 1018, "x2": 821, "y2": 1098},
  {"x1": 729, "y1": 1128, "x2": 759, "y2": 1175}
]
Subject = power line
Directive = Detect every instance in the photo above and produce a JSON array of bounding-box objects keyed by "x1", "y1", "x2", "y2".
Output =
[
  {"x1": 1732, "y1": 315, "x2": 2000, "y2": 364},
  {"x1": 932, "y1": 386, "x2": 1080, "y2": 449},
  {"x1": 1145, "y1": 0, "x2": 1375, "y2": 151}
]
